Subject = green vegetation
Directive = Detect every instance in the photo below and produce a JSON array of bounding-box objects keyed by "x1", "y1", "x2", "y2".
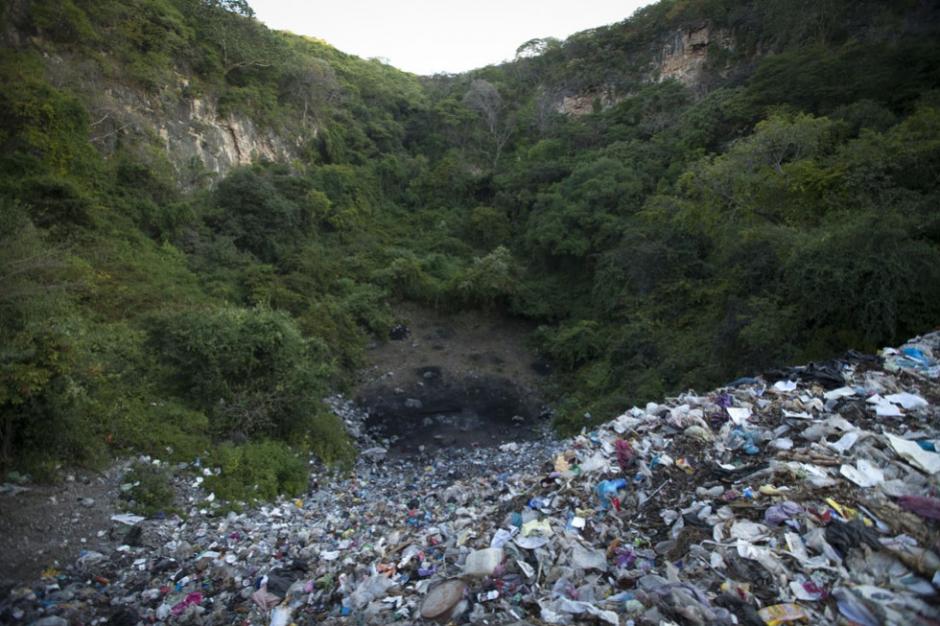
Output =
[
  {"x1": 122, "y1": 462, "x2": 177, "y2": 517},
  {"x1": 205, "y1": 440, "x2": 308, "y2": 504},
  {"x1": 1, "y1": 0, "x2": 938, "y2": 494}
]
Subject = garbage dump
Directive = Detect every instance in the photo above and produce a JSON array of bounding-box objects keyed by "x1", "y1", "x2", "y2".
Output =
[{"x1": 1, "y1": 332, "x2": 939, "y2": 625}]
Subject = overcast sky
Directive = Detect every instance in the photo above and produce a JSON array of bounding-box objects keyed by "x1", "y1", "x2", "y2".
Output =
[{"x1": 249, "y1": 0, "x2": 656, "y2": 75}]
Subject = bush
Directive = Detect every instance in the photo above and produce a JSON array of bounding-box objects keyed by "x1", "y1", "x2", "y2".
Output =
[
  {"x1": 207, "y1": 167, "x2": 313, "y2": 263},
  {"x1": 369, "y1": 249, "x2": 456, "y2": 304},
  {"x1": 19, "y1": 175, "x2": 95, "y2": 228},
  {"x1": 28, "y1": 0, "x2": 97, "y2": 44},
  {"x1": 452, "y1": 246, "x2": 520, "y2": 308},
  {"x1": 536, "y1": 320, "x2": 605, "y2": 370},
  {"x1": 122, "y1": 462, "x2": 176, "y2": 517},
  {"x1": 107, "y1": 399, "x2": 210, "y2": 462},
  {"x1": 148, "y1": 306, "x2": 335, "y2": 440},
  {"x1": 333, "y1": 279, "x2": 394, "y2": 336},
  {"x1": 206, "y1": 440, "x2": 308, "y2": 503}
]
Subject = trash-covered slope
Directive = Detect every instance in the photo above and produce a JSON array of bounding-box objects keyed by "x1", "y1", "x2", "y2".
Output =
[{"x1": 3, "y1": 334, "x2": 940, "y2": 625}]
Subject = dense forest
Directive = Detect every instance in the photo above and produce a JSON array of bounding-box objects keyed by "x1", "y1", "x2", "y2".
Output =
[{"x1": 1, "y1": 0, "x2": 939, "y2": 496}]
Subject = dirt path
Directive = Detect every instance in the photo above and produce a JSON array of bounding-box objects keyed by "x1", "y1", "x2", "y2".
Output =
[{"x1": 0, "y1": 463, "x2": 128, "y2": 589}]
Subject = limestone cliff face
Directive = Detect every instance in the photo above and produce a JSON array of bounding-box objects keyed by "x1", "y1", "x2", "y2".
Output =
[
  {"x1": 84, "y1": 77, "x2": 299, "y2": 183},
  {"x1": 153, "y1": 91, "x2": 297, "y2": 178},
  {"x1": 553, "y1": 21, "x2": 734, "y2": 117},
  {"x1": 656, "y1": 23, "x2": 732, "y2": 90},
  {"x1": 555, "y1": 90, "x2": 621, "y2": 116},
  {"x1": 1, "y1": 4, "x2": 302, "y2": 184}
]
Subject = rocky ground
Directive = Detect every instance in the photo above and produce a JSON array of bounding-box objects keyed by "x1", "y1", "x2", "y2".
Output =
[
  {"x1": 355, "y1": 303, "x2": 550, "y2": 456},
  {"x1": 0, "y1": 463, "x2": 129, "y2": 585},
  {"x1": 355, "y1": 302, "x2": 547, "y2": 394},
  {"x1": 2, "y1": 333, "x2": 940, "y2": 626}
]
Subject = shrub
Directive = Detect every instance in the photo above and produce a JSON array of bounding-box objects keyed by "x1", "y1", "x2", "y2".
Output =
[
  {"x1": 19, "y1": 175, "x2": 95, "y2": 228},
  {"x1": 452, "y1": 246, "x2": 520, "y2": 308},
  {"x1": 207, "y1": 167, "x2": 313, "y2": 263},
  {"x1": 122, "y1": 462, "x2": 176, "y2": 517},
  {"x1": 536, "y1": 320, "x2": 605, "y2": 370},
  {"x1": 206, "y1": 440, "x2": 308, "y2": 503},
  {"x1": 147, "y1": 306, "x2": 335, "y2": 440}
]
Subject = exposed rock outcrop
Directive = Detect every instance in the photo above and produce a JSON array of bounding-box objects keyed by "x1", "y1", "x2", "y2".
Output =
[
  {"x1": 554, "y1": 21, "x2": 734, "y2": 118},
  {"x1": 555, "y1": 89, "x2": 622, "y2": 116},
  {"x1": 657, "y1": 23, "x2": 733, "y2": 89},
  {"x1": 87, "y1": 80, "x2": 299, "y2": 183},
  {"x1": 154, "y1": 92, "x2": 297, "y2": 178}
]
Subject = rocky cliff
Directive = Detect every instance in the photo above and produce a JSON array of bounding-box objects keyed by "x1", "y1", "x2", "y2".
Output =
[
  {"x1": 656, "y1": 23, "x2": 733, "y2": 90},
  {"x1": 2, "y1": 6, "x2": 303, "y2": 184},
  {"x1": 95, "y1": 81, "x2": 298, "y2": 182},
  {"x1": 552, "y1": 20, "x2": 735, "y2": 117},
  {"x1": 43, "y1": 60, "x2": 300, "y2": 184}
]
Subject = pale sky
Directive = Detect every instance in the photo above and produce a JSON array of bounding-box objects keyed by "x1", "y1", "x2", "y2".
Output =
[{"x1": 250, "y1": 0, "x2": 656, "y2": 75}]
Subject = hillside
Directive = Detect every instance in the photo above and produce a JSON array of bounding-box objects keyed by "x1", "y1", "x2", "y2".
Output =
[{"x1": 1, "y1": 0, "x2": 939, "y2": 487}]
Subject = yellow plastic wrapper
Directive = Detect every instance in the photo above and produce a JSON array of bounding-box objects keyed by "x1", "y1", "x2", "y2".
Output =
[
  {"x1": 825, "y1": 498, "x2": 872, "y2": 526},
  {"x1": 758, "y1": 603, "x2": 808, "y2": 625},
  {"x1": 521, "y1": 518, "x2": 553, "y2": 537},
  {"x1": 554, "y1": 454, "x2": 571, "y2": 473}
]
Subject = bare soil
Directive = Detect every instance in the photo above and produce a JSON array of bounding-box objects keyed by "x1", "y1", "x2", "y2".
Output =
[
  {"x1": 354, "y1": 303, "x2": 552, "y2": 455},
  {"x1": 355, "y1": 302, "x2": 547, "y2": 392},
  {"x1": 0, "y1": 463, "x2": 128, "y2": 589}
]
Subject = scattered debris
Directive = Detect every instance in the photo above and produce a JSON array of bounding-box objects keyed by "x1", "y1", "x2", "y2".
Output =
[{"x1": 2, "y1": 332, "x2": 939, "y2": 625}]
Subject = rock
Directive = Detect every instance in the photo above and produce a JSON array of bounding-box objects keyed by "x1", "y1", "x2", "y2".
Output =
[
  {"x1": 389, "y1": 324, "x2": 409, "y2": 340},
  {"x1": 420, "y1": 579, "x2": 467, "y2": 622}
]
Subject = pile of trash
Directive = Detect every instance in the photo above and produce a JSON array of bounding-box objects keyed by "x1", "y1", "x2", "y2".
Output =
[{"x1": 2, "y1": 333, "x2": 939, "y2": 625}]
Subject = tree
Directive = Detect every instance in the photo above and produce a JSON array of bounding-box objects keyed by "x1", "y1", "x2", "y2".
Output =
[
  {"x1": 463, "y1": 79, "x2": 513, "y2": 168},
  {"x1": 207, "y1": 167, "x2": 313, "y2": 263},
  {"x1": 204, "y1": 0, "x2": 255, "y2": 17},
  {"x1": 515, "y1": 37, "x2": 561, "y2": 60},
  {"x1": 678, "y1": 113, "x2": 836, "y2": 229},
  {"x1": 147, "y1": 306, "x2": 332, "y2": 439},
  {"x1": 0, "y1": 202, "x2": 82, "y2": 468},
  {"x1": 280, "y1": 58, "x2": 341, "y2": 129},
  {"x1": 188, "y1": 0, "x2": 276, "y2": 77}
]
